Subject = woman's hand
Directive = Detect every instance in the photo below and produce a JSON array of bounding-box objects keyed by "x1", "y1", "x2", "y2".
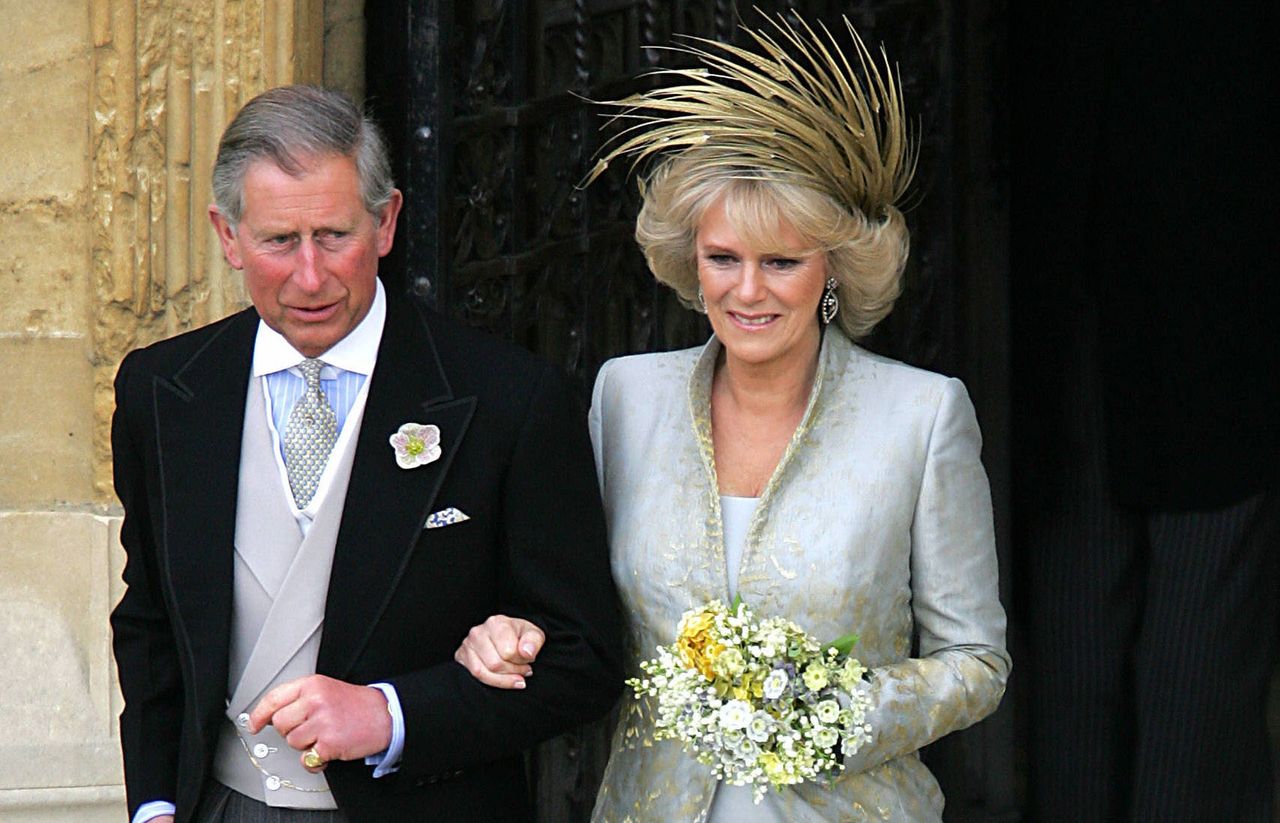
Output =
[{"x1": 454, "y1": 615, "x2": 546, "y2": 689}]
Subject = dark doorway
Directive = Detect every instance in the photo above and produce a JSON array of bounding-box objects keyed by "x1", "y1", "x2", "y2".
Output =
[{"x1": 366, "y1": 2, "x2": 1013, "y2": 819}]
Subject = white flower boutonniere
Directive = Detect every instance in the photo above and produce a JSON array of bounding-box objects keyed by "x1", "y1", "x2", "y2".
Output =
[{"x1": 390, "y1": 423, "x2": 441, "y2": 469}]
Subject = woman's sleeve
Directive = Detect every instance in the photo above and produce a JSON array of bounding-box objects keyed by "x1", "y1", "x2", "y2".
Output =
[{"x1": 842, "y1": 377, "x2": 1011, "y2": 774}]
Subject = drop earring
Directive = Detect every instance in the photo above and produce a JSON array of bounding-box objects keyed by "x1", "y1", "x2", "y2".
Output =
[{"x1": 820, "y1": 277, "x2": 839, "y2": 325}]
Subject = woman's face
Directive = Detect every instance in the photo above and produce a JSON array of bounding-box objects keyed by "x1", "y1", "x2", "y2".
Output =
[{"x1": 695, "y1": 197, "x2": 827, "y2": 371}]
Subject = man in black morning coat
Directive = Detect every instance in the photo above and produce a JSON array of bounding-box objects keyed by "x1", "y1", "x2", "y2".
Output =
[{"x1": 110, "y1": 85, "x2": 622, "y2": 822}]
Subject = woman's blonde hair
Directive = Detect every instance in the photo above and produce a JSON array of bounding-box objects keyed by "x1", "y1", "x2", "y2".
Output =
[{"x1": 636, "y1": 150, "x2": 909, "y2": 340}]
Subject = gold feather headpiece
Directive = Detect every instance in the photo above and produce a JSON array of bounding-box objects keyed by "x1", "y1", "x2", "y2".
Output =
[{"x1": 586, "y1": 11, "x2": 917, "y2": 221}]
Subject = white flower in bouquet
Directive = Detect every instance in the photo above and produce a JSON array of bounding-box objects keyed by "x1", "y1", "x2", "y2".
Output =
[
  {"x1": 802, "y1": 663, "x2": 830, "y2": 690},
  {"x1": 747, "y1": 712, "x2": 774, "y2": 743},
  {"x1": 815, "y1": 699, "x2": 841, "y2": 724},
  {"x1": 762, "y1": 669, "x2": 789, "y2": 700},
  {"x1": 719, "y1": 700, "x2": 753, "y2": 730}
]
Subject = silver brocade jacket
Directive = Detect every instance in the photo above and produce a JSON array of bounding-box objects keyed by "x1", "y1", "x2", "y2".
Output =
[{"x1": 588, "y1": 331, "x2": 1010, "y2": 823}]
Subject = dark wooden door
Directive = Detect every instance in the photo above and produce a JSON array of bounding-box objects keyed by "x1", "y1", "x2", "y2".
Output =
[{"x1": 366, "y1": 1, "x2": 1014, "y2": 819}]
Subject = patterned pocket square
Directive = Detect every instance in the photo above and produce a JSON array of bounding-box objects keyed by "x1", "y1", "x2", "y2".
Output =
[{"x1": 425, "y1": 507, "x2": 470, "y2": 529}]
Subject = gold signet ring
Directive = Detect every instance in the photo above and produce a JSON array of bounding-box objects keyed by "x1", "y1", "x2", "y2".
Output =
[{"x1": 303, "y1": 748, "x2": 325, "y2": 769}]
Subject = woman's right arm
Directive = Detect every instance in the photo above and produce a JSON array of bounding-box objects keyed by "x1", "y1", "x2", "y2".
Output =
[{"x1": 453, "y1": 615, "x2": 546, "y2": 689}]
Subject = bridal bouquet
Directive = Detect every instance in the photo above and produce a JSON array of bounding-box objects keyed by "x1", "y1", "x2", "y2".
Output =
[{"x1": 628, "y1": 598, "x2": 873, "y2": 802}]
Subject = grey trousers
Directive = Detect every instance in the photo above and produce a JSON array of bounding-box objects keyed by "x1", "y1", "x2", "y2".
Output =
[{"x1": 195, "y1": 782, "x2": 348, "y2": 823}]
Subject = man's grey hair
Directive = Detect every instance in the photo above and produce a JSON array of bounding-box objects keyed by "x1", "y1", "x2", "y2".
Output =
[{"x1": 212, "y1": 85, "x2": 395, "y2": 226}]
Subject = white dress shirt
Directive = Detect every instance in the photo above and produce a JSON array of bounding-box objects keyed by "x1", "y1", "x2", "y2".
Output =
[{"x1": 254, "y1": 281, "x2": 384, "y2": 534}]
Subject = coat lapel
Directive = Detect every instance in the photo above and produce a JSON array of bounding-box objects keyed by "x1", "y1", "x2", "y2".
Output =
[
  {"x1": 318, "y1": 298, "x2": 476, "y2": 677},
  {"x1": 152, "y1": 308, "x2": 257, "y2": 719}
]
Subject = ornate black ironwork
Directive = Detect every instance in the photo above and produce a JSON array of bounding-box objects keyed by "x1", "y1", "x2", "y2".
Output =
[{"x1": 371, "y1": 0, "x2": 982, "y2": 386}]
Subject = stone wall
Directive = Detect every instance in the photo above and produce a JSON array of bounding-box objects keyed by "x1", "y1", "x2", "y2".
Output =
[{"x1": 0, "y1": 1, "x2": 363, "y2": 818}]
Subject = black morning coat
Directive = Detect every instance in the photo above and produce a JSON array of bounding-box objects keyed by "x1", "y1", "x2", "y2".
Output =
[{"x1": 110, "y1": 287, "x2": 624, "y2": 821}]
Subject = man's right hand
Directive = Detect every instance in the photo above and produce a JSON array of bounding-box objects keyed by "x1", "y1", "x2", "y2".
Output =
[{"x1": 454, "y1": 615, "x2": 546, "y2": 689}]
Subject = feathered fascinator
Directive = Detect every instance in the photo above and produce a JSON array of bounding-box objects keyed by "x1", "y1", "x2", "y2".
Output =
[{"x1": 586, "y1": 11, "x2": 917, "y2": 220}]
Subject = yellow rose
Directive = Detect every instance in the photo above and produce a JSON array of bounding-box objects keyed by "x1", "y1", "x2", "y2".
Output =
[{"x1": 677, "y1": 609, "x2": 723, "y2": 681}]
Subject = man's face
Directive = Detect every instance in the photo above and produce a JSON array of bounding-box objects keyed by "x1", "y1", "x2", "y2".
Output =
[{"x1": 210, "y1": 154, "x2": 401, "y2": 357}]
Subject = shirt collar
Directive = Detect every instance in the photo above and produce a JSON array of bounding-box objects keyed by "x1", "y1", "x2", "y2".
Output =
[{"x1": 252, "y1": 278, "x2": 386, "y2": 377}]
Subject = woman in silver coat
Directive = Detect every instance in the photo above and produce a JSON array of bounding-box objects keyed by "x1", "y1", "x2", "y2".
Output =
[{"x1": 455, "y1": 14, "x2": 1009, "y2": 821}]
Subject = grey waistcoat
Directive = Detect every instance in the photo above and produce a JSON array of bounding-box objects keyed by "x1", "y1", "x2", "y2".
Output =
[{"x1": 211, "y1": 374, "x2": 364, "y2": 808}]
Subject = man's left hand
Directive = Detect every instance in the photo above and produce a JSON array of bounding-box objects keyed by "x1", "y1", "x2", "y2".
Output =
[{"x1": 248, "y1": 675, "x2": 392, "y2": 773}]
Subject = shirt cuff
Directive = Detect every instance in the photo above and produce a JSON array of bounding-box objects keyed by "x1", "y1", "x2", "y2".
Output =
[
  {"x1": 364, "y1": 682, "x2": 405, "y2": 777},
  {"x1": 132, "y1": 800, "x2": 176, "y2": 823}
]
